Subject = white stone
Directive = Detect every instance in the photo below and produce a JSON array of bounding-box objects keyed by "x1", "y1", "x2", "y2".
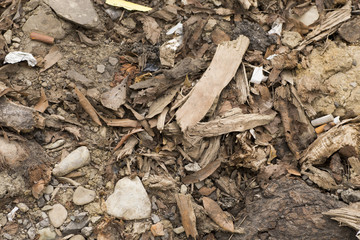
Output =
[
  {"x1": 96, "y1": 64, "x2": 105, "y2": 73},
  {"x1": 12, "y1": 37, "x2": 21, "y2": 43},
  {"x1": 70, "y1": 235, "x2": 85, "y2": 240},
  {"x1": 108, "y1": 57, "x2": 118, "y2": 66},
  {"x1": 48, "y1": 204, "x2": 67, "y2": 228},
  {"x1": 173, "y1": 226, "x2": 185, "y2": 234},
  {"x1": 52, "y1": 146, "x2": 90, "y2": 176},
  {"x1": 3, "y1": 30, "x2": 12, "y2": 44},
  {"x1": 106, "y1": 176, "x2": 151, "y2": 220},
  {"x1": 17, "y1": 203, "x2": 29, "y2": 212},
  {"x1": 44, "y1": 185, "x2": 54, "y2": 195},
  {"x1": 38, "y1": 227, "x2": 56, "y2": 240},
  {"x1": 73, "y1": 186, "x2": 96, "y2": 205}
]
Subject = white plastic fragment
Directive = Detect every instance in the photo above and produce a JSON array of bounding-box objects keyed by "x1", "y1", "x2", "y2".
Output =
[
  {"x1": 166, "y1": 22, "x2": 183, "y2": 35},
  {"x1": 266, "y1": 54, "x2": 277, "y2": 60},
  {"x1": 268, "y1": 18, "x2": 283, "y2": 36},
  {"x1": 7, "y1": 207, "x2": 19, "y2": 221},
  {"x1": 333, "y1": 116, "x2": 340, "y2": 125},
  {"x1": 250, "y1": 66, "x2": 268, "y2": 84},
  {"x1": 4, "y1": 51, "x2": 37, "y2": 67},
  {"x1": 311, "y1": 114, "x2": 334, "y2": 127},
  {"x1": 249, "y1": 129, "x2": 256, "y2": 139}
]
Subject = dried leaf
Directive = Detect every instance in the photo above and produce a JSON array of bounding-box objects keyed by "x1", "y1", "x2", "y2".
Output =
[
  {"x1": 101, "y1": 79, "x2": 127, "y2": 111},
  {"x1": 34, "y1": 88, "x2": 48, "y2": 113},
  {"x1": 40, "y1": 46, "x2": 63, "y2": 72},
  {"x1": 183, "y1": 158, "x2": 222, "y2": 184},
  {"x1": 138, "y1": 15, "x2": 161, "y2": 45},
  {"x1": 203, "y1": 197, "x2": 234, "y2": 232},
  {"x1": 76, "y1": 30, "x2": 99, "y2": 46},
  {"x1": 74, "y1": 87, "x2": 102, "y2": 126},
  {"x1": 175, "y1": 194, "x2": 198, "y2": 239}
]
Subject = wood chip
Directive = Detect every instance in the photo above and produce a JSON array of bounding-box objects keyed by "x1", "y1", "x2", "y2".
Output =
[
  {"x1": 34, "y1": 88, "x2": 49, "y2": 113},
  {"x1": 76, "y1": 30, "x2": 99, "y2": 47},
  {"x1": 202, "y1": 197, "x2": 234, "y2": 232},
  {"x1": 175, "y1": 194, "x2": 198, "y2": 239},
  {"x1": 74, "y1": 87, "x2": 102, "y2": 126},
  {"x1": 147, "y1": 85, "x2": 179, "y2": 119},
  {"x1": 183, "y1": 158, "x2": 222, "y2": 184},
  {"x1": 101, "y1": 78, "x2": 127, "y2": 111},
  {"x1": 187, "y1": 108, "x2": 276, "y2": 137},
  {"x1": 113, "y1": 128, "x2": 143, "y2": 151},
  {"x1": 176, "y1": 36, "x2": 249, "y2": 131},
  {"x1": 102, "y1": 117, "x2": 140, "y2": 127}
]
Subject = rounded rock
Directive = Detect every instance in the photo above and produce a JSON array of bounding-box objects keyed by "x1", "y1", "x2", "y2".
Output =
[
  {"x1": 73, "y1": 186, "x2": 96, "y2": 205},
  {"x1": 69, "y1": 235, "x2": 85, "y2": 240},
  {"x1": 48, "y1": 203, "x2": 67, "y2": 228}
]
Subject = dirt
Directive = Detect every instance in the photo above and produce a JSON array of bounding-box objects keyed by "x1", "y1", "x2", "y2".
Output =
[{"x1": 0, "y1": 0, "x2": 359, "y2": 240}]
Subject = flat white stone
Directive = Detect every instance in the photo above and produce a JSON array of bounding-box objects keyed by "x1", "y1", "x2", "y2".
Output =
[
  {"x1": 73, "y1": 186, "x2": 96, "y2": 205},
  {"x1": 106, "y1": 176, "x2": 151, "y2": 220}
]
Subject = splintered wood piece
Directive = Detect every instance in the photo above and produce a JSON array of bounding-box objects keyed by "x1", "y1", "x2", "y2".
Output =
[
  {"x1": 175, "y1": 194, "x2": 198, "y2": 239},
  {"x1": 183, "y1": 158, "x2": 222, "y2": 184},
  {"x1": 74, "y1": 87, "x2": 102, "y2": 126},
  {"x1": 34, "y1": 88, "x2": 48, "y2": 113},
  {"x1": 176, "y1": 36, "x2": 249, "y2": 131},
  {"x1": 187, "y1": 108, "x2": 276, "y2": 137},
  {"x1": 102, "y1": 117, "x2": 140, "y2": 128},
  {"x1": 202, "y1": 197, "x2": 234, "y2": 232},
  {"x1": 113, "y1": 128, "x2": 143, "y2": 151},
  {"x1": 323, "y1": 203, "x2": 360, "y2": 230},
  {"x1": 157, "y1": 107, "x2": 169, "y2": 132},
  {"x1": 297, "y1": 1, "x2": 351, "y2": 50},
  {"x1": 147, "y1": 85, "x2": 179, "y2": 119}
]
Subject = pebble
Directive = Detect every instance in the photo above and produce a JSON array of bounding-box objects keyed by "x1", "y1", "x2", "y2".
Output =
[
  {"x1": 2, "y1": 233, "x2": 12, "y2": 239},
  {"x1": 27, "y1": 227, "x2": 36, "y2": 240},
  {"x1": 180, "y1": 184, "x2": 187, "y2": 194},
  {"x1": 52, "y1": 146, "x2": 90, "y2": 177},
  {"x1": 37, "y1": 197, "x2": 46, "y2": 208},
  {"x1": 173, "y1": 226, "x2": 185, "y2": 234},
  {"x1": 69, "y1": 235, "x2": 85, "y2": 240},
  {"x1": 12, "y1": 37, "x2": 21, "y2": 43},
  {"x1": 3, "y1": 30, "x2": 12, "y2": 44},
  {"x1": 12, "y1": 43, "x2": 20, "y2": 48},
  {"x1": 44, "y1": 185, "x2": 54, "y2": 195},
  {"x1": 38, "y1": 227, "x2": 56, "y2": 240},
  {"x1": 17, "y1": 203, "x2": 29, "y2": 212},
  {"x1": 48, "y1": 204, "x2": 67, "y2": 228},
  {"x1": 133, "y1": 222, "x2": 151, "y2": 234},
  {"x1": 73, "y1": 186, "x2": 96, "y2": 205},
  {"x1": 184, "y1": 162, "x2": 201, "y2": 172},
  {"x1": 108, "y1": 57, "x2": 118, "y2": 66},
  {"x1": 81, "y1": 226, "x2": 93, "y2": 236},
  {"x1": 151, "y1": 214, "x2": 161, "y2": 223},
  {"x1": 151, "y1": 222, "x2": 165, "y2": 237},
  {"x1": 0, "y1": 213, "x2": 6, "y2": 227},
  {"x1": 106, "y1": 176, "x2": 151, "y2": 220},
  {"x1": 96, "y1": 64, "x2": 105, "y2": 73}
]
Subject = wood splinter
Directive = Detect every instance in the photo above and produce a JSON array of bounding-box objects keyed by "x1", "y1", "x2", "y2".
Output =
[{"x1": 30, "y1": 32, "x2": 55, "y2": 44}]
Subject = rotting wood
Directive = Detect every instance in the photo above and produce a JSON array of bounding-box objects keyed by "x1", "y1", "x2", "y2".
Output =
[
  {"x1": 187, "y1": 108, "x2": 276, "y2": 138},
  {"x1": 175, "y1": 194, "x2": 198, "y2": 239},
  {"x1": 323, "y1": 203, "x2": 360, "y2": 231},
  {"x1": 176, "y1": 35, "x2": 250, "y2": 131},
  {"x1": 147, "y1": 85, "x2": 179, "y2": 119}
]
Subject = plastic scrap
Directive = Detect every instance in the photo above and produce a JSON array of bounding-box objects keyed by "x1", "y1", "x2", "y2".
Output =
[
  {"x1": 268, "y1": 18, "x2": 283, "y2": 36},
  {"x1": 105, "y1": 0, "x2": 152, "y2": 12},
  {"x1": 7, "y1": 207, "x2": 19, "y2": 221},
  {"x1": 166, "y1": 22, "x2": 183, "y2": 36},
  {"x1": 4, "y1": 51, "x2": 37, "y2": 67},
  {"x1": 250, "y1": 66, "x2": 268, "y2": 84},
  {"x1": 311, "y1": 114, "x2": 334, "y2": 127}
]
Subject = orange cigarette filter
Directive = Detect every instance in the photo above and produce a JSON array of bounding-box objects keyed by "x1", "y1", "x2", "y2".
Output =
[{"x1": 30, "y1": 32, "x2": 54, "y2": 44}]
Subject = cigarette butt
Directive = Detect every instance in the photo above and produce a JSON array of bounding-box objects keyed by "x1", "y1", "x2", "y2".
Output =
[
  {"x1": 30, "y1": 32, "x2": 54, "y2": 44},
  {"x1": 315, "y1": 123, "x2": 327, "y2": 134},
  {"x1": 311, "y1": 114, "x2": 334, "y2": 127}
]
